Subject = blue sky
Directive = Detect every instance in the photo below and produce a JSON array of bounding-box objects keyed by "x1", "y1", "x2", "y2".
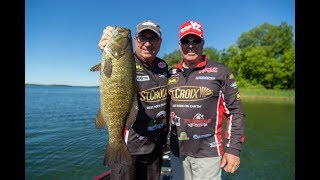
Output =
[{"x1": 25, "y1": 0, "x2": 295, "y2": 86}]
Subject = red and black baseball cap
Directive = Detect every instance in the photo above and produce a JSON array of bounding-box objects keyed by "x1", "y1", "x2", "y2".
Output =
[{"x1": 179, "y1": 20, "x2": 204, "y2": 39}]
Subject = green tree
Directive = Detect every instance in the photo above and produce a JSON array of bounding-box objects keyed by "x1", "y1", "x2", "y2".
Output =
[
  {"x1": 203, "y1": 47, "x2": 220, "y2": 62},
  {"x1": 162, "y1": 49, "x2": 181, "y2": 69},
  {"x1": 228, "y1": 22, "x2": 295, "y2": 89}
]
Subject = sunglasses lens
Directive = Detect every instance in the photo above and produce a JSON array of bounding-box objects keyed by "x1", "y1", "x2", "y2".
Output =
[
  {"x1": 181, "y1": 39, "x2": 190, "y2": 45},
  {"x1": 138, "y1": 36, "x2": 146, "y2": 43},
  {"x1": 193, "y1": 38, "x2": 202, "y2": 44},
  {"x1": 149, "y1": 36, "x2": 159, "y2": 43}
]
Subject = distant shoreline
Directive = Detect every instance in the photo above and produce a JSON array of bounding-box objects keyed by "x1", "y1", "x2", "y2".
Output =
[
  {"x1": 241, "y1": 95, "x2": 294, "y2": 102},
  {"x1": 26, "y1": 84, "x2": 294, "y2": 102},
  {"x1": 25, "y1": 83, "x2": 99, "y2": 88}
]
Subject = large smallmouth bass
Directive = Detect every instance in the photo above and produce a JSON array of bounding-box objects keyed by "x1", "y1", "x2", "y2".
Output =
[{"x1": 90, "y1": 26, "x2": 138, "y2": 166}]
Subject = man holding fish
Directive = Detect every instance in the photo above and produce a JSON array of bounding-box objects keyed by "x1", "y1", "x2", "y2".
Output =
[{"x1": 95, "y1": 20, "x2": 169, "y2": 180}]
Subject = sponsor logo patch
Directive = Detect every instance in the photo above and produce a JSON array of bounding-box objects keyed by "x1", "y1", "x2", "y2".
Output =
[
  {"x1": 193, "y1": 133, "x2": 212, "y2": 139},
  {"x1": 230, "y1": 82, "x2": 238, "y2": 89},
  {"x1": 158, "y1": 62, "x2": 166, "y2": 68},
  {"x1": 236, "y1": 92, "x2": 241, "y2": 100},
  {"x1": 195, "y1": 76, "x2": 216, "y2": 80},
  {"x1": 136, "y1": 75, "x2": 150, "y2": 81},
  {"x1": 169, "y1": 86, "x2": 213, "y2": 101},
  {"x1": 209, "y1": 141, "x2": 221, "y2": 148},
  {"x1": 136, "y1": 64, "x2": 143, "y2": 71},
  {"x1": 168, "y1": 77, "x2": 179, "y2": 85},
  {"x1": 184, "y1": 113, "x2": 211, "y2": 127},
  {"x1": 178, "y1": 132, "x2": 190, "y2": 140},
  {"x1": 170, "y1": 112, "x2": 181, "y2": 126},
  {"x1": 140, "y1": 86, "x2": 167, "y2": 102},
  {"x1": 199, "y1": 67, "x2": 218, "y2": 74}
]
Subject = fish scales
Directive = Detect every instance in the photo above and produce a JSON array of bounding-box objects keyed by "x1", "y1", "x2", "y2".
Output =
[{"x1": 90, "y1": 26, "x2": 137, "y2": 166}]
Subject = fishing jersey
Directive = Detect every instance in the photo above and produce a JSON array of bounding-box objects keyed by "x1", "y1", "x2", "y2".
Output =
[
  {"x1": 125, "y1": 53, "x2": 169, "y2": 155},
  {"x1": 168, "y1": 55, "x2": 245, "y2": 158}
]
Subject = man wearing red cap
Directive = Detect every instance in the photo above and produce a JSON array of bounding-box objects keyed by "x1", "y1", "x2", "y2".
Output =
[{"x1": 168, "y1": 20, "x2": 245, "y2": 180}]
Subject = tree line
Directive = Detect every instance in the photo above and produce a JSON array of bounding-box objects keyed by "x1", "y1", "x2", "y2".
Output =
[{"x1": 162, "y1": 22, "x2": 295, "y2": 90}]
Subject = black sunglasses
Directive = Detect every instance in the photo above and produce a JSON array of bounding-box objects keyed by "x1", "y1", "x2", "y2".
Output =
[
  {"x1": 180, "y1": 38, "x2": 202, "y2": 45},
  {"x1": 136, "y1": 35, "x2": 160, "y2": 44}
]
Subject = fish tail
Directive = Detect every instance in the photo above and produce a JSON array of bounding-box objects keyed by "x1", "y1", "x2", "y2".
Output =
[{"x1": 103, "y1": 142, "x2": 132, "y2": 166}]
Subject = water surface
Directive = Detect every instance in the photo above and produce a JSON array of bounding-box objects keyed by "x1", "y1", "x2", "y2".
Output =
[{"x1": 25, "y1": 85, "x2": 295, "y2": 179}]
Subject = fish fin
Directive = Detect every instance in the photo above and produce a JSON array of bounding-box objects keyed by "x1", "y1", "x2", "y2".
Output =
[
  {"x1": 103, "y1": 142, "x2": 132, "y2": 166},
  {"x1": 125, "y1": 94, "x2": 139, "y2": 130},
  {"x1": 103, "y1": 58, "x2": 112, "y2": 78},
  {"x1": 95, "y1": 108, "x2": 107, "y2": 129},
  {"x1": 90, "y1": 63, "x2": 101, "y2": 72}
]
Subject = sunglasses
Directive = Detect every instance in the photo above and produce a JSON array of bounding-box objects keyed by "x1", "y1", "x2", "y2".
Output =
[
  {"x1": 136, "y1": 35, "x2": 160, "y2": 44},
  {"x1": 180, "y1": 38, "x2": 202, "y2": 45}
]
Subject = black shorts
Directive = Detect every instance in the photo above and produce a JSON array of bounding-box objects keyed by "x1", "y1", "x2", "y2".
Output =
[{"x1": 110, "y1": 150, "x2": 163, "y2": 180}]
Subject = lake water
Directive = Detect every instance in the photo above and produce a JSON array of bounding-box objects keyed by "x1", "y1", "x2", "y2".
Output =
[{"x1": 25, "y1": 85, "x2": 295, "y2": 180}]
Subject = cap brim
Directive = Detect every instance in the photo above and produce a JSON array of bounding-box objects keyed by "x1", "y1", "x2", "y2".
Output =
[{"x1": 180, "y1": 32, "x2": 203, "y2": 39}]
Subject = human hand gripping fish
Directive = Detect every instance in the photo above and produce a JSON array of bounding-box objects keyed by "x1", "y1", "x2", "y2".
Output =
[{"x1": 90, "y1": 26, "x2": 138, "y2": 166}]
